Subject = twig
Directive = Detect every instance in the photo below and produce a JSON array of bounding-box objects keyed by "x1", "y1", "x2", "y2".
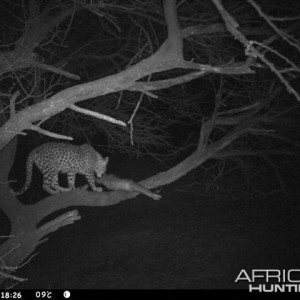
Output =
[
  {"x1": 9, "y1": 91, "x2": 20, "y2": 117},
  {"x1": 128, "y1": 94, "x2": 144, "y2": 146},
  {"x1": 217, "y1": 102, "x2": 260, "y2": 116},
  {"x1": 36, "y1": 62, "x2": 81, "y2": 80},
  {"x1": 128, "y1": 75, "x2": 153, "y2": 145},
  {"x1": 0, "y1": 271, "x2": 27, "y2": 282}
]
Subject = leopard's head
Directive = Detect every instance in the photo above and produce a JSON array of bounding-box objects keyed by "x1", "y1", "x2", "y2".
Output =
[{"x1": 94, "y1": 156, "x2": 109, "y2": 178}]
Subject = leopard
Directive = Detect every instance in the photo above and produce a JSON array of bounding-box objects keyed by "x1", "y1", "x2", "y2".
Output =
[{"x1": 11, "y1": 142, "x2": 109, "y2": 195}]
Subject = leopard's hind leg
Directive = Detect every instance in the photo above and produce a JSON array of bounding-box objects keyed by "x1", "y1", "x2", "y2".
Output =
[{"x1": 43, "y1": 171, "x2": 71, "y2": 194}]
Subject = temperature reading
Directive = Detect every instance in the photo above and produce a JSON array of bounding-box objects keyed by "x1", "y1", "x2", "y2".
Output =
[{"x1": 35, "y1": 291, "x2": 52, "y2": 299}]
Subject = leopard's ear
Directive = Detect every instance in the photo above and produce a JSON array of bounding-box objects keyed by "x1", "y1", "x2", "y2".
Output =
[{"x1": 104, "y1": 156, "x2": 109, "y2": 164}]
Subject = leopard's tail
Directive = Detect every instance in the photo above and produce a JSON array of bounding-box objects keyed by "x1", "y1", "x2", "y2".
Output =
[{"x1": 11, "y1": 149, "x2": 37, "y2": 196}]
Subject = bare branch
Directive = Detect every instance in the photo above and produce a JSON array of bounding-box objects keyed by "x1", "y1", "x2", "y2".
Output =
[
  {"x1": 248, "y1": 0, "x2": 300, "y2": 51},
  {"x1": 9, "y1": 91, "x2": 20, "y2": 117},
  {"x1": 212, "y1": 0, "x2": 300, "y2": 101},
  {"x1": 29, "y1": 125, "x2": 73, "y2": 140},
  {"x1": 36, "y1": 63, "x2": 81, "y2": 81},
  {"x1": 69, "y1": 104, "x2": 126, "y2": 127}
]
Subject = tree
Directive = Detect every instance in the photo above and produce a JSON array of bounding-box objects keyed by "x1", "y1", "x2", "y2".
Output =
[{"x1": 0, "y1": 0, "x2": 299, "y2": 287}]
